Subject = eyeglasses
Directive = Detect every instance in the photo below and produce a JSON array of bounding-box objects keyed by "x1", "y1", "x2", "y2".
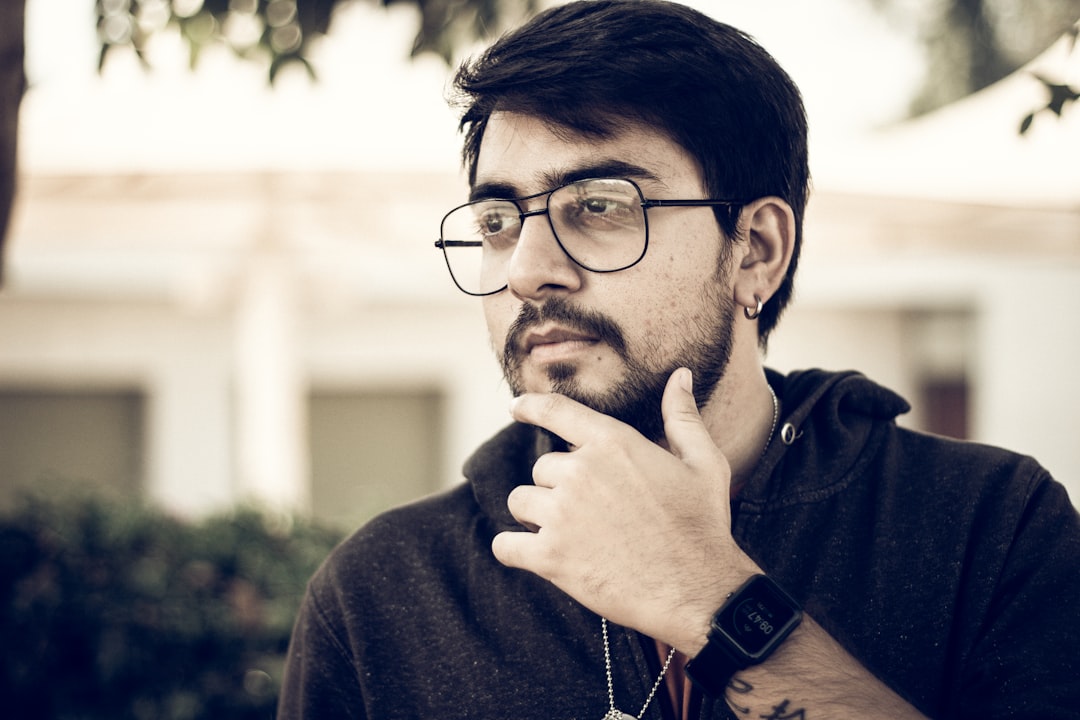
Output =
[{"x1": 434, "y1": 177, "x2": 744, "y2": 296}]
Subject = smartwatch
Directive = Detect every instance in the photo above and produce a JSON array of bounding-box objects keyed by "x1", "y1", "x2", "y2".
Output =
[{"x1": 684, "y1": 574, "x2": 803, "y2": 697}]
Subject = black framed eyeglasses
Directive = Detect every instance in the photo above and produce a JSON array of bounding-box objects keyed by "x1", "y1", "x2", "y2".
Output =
[{"x1": 434, "y1": 177, "x2": 744, "y2": 296}]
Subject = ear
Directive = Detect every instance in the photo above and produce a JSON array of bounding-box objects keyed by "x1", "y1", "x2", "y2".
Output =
[{"x1": 732, "y1": 197, "x2": 796, "y2": 311}]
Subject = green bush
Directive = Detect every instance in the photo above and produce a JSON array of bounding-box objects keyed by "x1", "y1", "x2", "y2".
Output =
[{"x1": 0, "y1": 489, "x2": 343, "y2": 720}]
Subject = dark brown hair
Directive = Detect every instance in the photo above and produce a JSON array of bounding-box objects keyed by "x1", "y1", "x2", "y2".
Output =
[{"x1": 451, "y1": 0, "x2": 810, "y2": 344}]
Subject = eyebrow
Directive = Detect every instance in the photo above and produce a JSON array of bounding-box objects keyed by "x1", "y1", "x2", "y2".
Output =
[{"x1": 469, "y1": 160, "x2": 663, "y2": 202}]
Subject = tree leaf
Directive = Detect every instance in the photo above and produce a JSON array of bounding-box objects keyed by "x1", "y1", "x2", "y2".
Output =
[{"x1": 1019, "y1": 111, "x2": 1035, "y2": 135}]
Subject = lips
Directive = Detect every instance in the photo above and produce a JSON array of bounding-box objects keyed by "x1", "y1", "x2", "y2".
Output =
[
  {"x1": 502, "y1": 300, "x2": 628, "y2": 378},
  {"x1": 522, "y1": 325, "x2": 599, "y2": 355}
]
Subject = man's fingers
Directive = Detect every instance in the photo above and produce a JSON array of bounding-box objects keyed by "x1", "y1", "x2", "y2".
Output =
[
  {"x1": 492, "y1": 528, "x2": 559, "y2": 573},
  {"x1": 491, "y1": 530, "x2": 529, "y2": 569},
  {"x1": 510, "y1": 391, "x2": 609, "y2": 448},
  {"x1": 505, "y1": 483, "x2": 552, "y2": 529},
  {"x1": 494, "y1": 484, "x2": 545, "y2": 571}
]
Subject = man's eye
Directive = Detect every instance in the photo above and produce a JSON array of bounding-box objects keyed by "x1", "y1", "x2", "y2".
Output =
[
  {"x1": 570, "y1": 195, "x2": 636, "y2": 228},
  {"x1": 477, "y1": 210, "x2": 513, "y2": 235},
  {"x1": 581, "y1": 196, "x2": 623, "y2": 214}
]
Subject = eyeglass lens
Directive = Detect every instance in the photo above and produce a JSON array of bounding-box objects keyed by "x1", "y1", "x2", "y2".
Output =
[{"x1": 439, "y1": 178, "x2": 649, "y2": 296}]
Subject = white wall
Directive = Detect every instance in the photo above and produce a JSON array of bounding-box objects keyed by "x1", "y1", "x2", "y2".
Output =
[{"x1": 3, "y1": 175, "x2": 1077, "y2": 519}]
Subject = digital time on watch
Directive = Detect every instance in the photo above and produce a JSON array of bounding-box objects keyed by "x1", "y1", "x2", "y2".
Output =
[{"x1": 684, "y1": 574, "x2": 803, "y2": 697}]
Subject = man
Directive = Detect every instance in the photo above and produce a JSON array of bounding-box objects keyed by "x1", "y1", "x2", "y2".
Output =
[{"x1": 278, "y1": 2, "x2": 1080, "y2": 718}]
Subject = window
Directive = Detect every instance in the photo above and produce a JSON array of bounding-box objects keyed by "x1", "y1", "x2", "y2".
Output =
[
  {"x1": 905, "y1": 310, "x2": 972, "y2": 440},
  {"x1": 308, "y1": 388, "x2": 445, "y2": 531},
  {"x1": 0, "y1": 388, "x2": 145, "y2": 507}
]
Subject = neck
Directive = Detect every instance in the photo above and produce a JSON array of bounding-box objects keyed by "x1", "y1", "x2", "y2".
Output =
[{"x1": 698, "y1": 353, "x2": 776, "y2": 492}]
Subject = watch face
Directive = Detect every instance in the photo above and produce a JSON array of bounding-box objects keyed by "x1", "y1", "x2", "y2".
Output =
[{"x1": 714, "y1": 576, "x2": 801, "y2": 660}]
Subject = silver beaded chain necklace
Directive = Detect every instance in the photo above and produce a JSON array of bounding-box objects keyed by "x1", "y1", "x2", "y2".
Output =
[
  {"x1": 599, "y1": 382, "x2": 779, "y2": 720},
  {"x1": 601, "y1": 618, "x2": 676, "y2": 720},
  {"x1": 763, "y1": 383, "x2": 779, "y2": 457}
]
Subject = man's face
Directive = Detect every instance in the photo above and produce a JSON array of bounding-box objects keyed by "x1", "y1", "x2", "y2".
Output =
[{"x1": 476, "y1": 112, "x2": 737, "y2": 441}]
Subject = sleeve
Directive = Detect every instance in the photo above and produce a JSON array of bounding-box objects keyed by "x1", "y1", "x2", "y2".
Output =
[
  {"x1": 277, "y1": 581, "x2": 367, "y2": 720},
  {"x1": 958, "y1": 473, "x2": 1080, "y2": 719}
]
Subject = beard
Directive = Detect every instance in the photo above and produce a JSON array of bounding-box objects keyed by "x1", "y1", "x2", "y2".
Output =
[{"x1": 500, "y1": 288, "x2": 736, "y2": 443}]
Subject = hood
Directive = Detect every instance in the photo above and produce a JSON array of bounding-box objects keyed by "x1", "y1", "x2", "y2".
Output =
[
  {"x1": 738, "y1": 368, "x2": 911, "y2": 510},
  {"x1": 464, "y1": 421, "x2": 557, "y2": 533}
]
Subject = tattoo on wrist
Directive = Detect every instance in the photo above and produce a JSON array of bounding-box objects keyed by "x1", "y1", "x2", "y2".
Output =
[
  {"x1": 726, "y1": 679, "x2": 807, "y2": 719},
  {"x1": 726, "y1": 678, "x2": 752, "y2": 715}
]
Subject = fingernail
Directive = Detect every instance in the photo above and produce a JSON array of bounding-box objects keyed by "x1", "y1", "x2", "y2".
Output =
[{"x1": 679, "y1": 367, "x2": 693, "y2": 393}]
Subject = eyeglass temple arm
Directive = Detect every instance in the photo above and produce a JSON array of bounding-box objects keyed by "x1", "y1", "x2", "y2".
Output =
[
  {"x1": 642, "y1": 199, "x2": 743, "y2": 209},
  {"x1": 435, "y1": 240, "x2": 484, "y2": 249}
]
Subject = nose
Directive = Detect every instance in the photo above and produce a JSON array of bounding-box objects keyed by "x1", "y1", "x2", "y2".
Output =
[{"x1": 505, "y1": 209, "x2": 583, "y2": 300}]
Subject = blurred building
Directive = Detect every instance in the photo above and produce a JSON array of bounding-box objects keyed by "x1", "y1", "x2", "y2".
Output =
[
  {"x1": 1, "y1": 18, "x2": 1078, "y2": 530},
  {"x1": 0, "y1": 169, "x2": 515, "y2": 529}
]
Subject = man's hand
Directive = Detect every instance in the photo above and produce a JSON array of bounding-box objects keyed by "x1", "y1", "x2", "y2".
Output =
[{"x1": 491, "y1": 367, "x2": 759, "y2": 653}]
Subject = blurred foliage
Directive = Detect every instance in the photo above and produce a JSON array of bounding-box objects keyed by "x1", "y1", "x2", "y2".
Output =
[
  {"x1": 0, "y1": 487, "x2": 343, "y2": 720},
  {"x1": 869, "y1": 0, "x2": 1080, "y2": 124},
  {"x1": 94, "y1": 0, "x2": 1079, "y2": 132},
  {"x1": 96, "y1": 0, "x2": 538, "y2": 82},
  {"x1": 1020, "y1": 21, "x2": 1080, "y2": 133}
]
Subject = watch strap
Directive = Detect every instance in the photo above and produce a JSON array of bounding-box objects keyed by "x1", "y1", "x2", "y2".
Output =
[{"x1": 684, "y1": 630, "x2": 746, "y2": 697}]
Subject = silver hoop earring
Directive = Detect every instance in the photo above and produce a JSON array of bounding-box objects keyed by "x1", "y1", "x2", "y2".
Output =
[{"x1": 744, "y1": 294, "x2": 764, "y2": 320}]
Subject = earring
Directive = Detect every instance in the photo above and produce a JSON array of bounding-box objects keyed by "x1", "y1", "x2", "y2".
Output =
[{"x1": 744, "y1": 294, "x2": 764, "y2": 320}]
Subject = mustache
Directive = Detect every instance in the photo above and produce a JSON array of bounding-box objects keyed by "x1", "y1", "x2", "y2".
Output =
[{"x1": 503, "y1": 298, "x2": 628, "y2": 365}]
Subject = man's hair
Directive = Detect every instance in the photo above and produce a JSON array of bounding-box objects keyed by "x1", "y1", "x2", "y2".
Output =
[{"x1": 451, "y1": 0, "x2": 810, "y2": 345}]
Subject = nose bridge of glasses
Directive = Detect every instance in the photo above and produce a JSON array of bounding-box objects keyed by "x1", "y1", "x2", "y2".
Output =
[
  {"x1": 515, "y1": 203, "x2": 557, "y2": 244},
  {"x1": 517, "y1": 204, "x2": 550, "y2": 239},
  {"x1": 519, "y1": 206, "x2": 549, "y2": 220}
]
